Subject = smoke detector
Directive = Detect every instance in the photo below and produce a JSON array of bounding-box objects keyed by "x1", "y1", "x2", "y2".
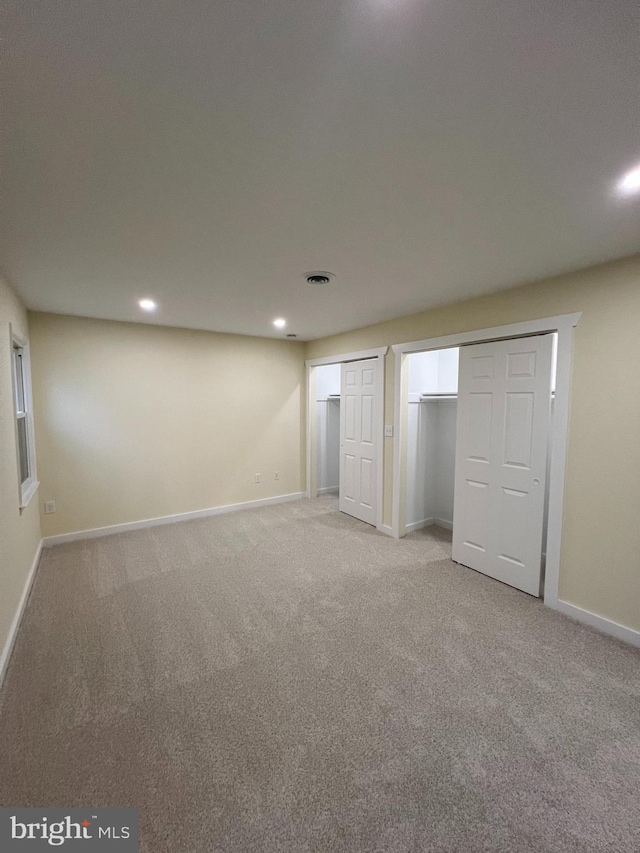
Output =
[{"x1": 305, "y1": 271, "x2": 335, "y2": 285}]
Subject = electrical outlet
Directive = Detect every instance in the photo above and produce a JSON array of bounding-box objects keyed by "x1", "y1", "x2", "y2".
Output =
[
  {"x1": 44, "y1": 500, "x2": 56, "y2": 514},
  {"x1": 274, "y1": 472, "x2": 280, "y2": 480},
  {"x1": 384, "y1": 424, "x2": 393, "y2": 437},
  {"x1": 255, "y1": 473, "x2": 261, "y2": 484}
]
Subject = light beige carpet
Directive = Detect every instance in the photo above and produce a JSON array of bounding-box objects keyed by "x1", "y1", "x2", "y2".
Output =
[{"x1": 1, "y1": 496, "x2": 639, "y2": 852}]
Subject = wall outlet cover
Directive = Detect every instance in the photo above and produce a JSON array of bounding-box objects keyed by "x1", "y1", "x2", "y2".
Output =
[{"x1": 384, "y1": 425, "x2": 394, "y2": 437}]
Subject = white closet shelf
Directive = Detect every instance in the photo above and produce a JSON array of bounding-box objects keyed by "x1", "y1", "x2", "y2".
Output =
[{"x1": 419, "y1": 394, "x2": 457, "y2": 401}]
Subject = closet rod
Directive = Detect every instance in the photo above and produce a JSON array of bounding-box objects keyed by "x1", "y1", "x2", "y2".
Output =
[{"x1": 417, "y1": 392, "x2": 556, "y2": 401}]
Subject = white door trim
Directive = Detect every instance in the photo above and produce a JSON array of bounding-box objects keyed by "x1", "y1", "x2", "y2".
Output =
[
  {"x1": 306, "y1": 347, "x2": 387, "y2": 532},
  {"x1": 391, "y1": 313, "x2": 581, "y2": 610},
  {"x1": 306, "y1": 346, "x2": 388, "y2": 367}
]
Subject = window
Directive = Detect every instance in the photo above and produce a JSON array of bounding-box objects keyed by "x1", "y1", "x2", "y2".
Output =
[{"x1": 11, "y1": 329, "x2": 38, "y2": 508}]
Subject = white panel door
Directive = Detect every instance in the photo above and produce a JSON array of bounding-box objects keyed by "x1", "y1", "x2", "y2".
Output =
[
  {"x1": 452, "y1": 335, "x2": 554, "y2": 596},
  {"x1": 340, "y1": 359, "x2": 377, "y2": 525}
]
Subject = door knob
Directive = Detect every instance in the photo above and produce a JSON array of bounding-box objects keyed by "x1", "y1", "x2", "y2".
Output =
[{"x1": 533, "y1": 478, "x2": 540, "y2": 485}]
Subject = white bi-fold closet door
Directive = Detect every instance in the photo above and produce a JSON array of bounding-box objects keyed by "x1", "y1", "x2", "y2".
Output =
[
  {"x1": 452, "y1": 334, "x2": 554, "y2": 596},
  {"x1": 340, "y1": 359, "x2": 377, "y2": 526}
]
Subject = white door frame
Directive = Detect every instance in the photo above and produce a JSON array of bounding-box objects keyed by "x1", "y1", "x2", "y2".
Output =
[
  {"x1": 306, "y1": 347, "x2": 387, "y2": 532},
  {"x1": 391, "y1": 313, "x2": 581, "y2": 609}
]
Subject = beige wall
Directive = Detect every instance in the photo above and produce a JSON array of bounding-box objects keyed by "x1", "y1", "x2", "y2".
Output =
[
  {"x1": 29, "y1": 313, "x2": 305, "y2": 538},
  {"x1": 306, "y1": 254, "x2": 640, "y2": 633},
  {"x1": 19, "y1": 255, "x2": 640, "y2": 638},
  {"x1": 0, "y1": 279, "x2": 42, "y2": 665}
]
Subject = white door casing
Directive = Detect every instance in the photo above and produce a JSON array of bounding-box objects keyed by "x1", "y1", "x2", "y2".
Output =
[
  {"x1": 452, "y1": 334, "x2": 554, "y2": 596},
  {"x1": 340, "y1": 359, "x2": 377, "y2": 525}
]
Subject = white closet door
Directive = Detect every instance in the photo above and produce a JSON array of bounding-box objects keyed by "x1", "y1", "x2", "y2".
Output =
[
  {"x1": 340, "y1": 359, "x2": 376, "y2": 525},
  {"x1": 452, "y1": 335, "x2": 553, "y2": 596}
]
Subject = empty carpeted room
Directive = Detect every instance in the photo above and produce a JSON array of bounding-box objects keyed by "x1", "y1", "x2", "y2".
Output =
[{"x1": 1, "y1": 3, "x2": 639, "y2": 852}]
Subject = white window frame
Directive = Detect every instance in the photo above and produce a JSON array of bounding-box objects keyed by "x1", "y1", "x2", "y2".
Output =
[{"x1": 10, "y1": 325, "x2": 39, "y2": 510}]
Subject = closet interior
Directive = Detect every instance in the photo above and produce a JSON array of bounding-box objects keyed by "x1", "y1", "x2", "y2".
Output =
[
  {"x1": 406, "y1": 347, "x2": 459, "y2": 533},
  {"x1": 405, "y1": 335, "x2": 557, "y2": 565},
  {"x1": 316, "y1": 363, "x2": 340, "y2": 495}
]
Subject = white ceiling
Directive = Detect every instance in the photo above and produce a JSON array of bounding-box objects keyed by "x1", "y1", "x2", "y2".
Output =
[{"x1": 2, "y1": 1, "x2": 639, "y2": 341}]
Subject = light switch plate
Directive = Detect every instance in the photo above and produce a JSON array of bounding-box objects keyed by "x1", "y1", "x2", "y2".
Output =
[{"x1": 384, "y1": 425, "x2": 393, "y2": 437}]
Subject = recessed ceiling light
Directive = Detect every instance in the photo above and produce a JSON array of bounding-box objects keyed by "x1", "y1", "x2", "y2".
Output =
[
  {"x1": 138, "y1": 298, "x2": 157, "y2": 311},
  {"x1": 273, "y1": 318, "x2": 286, "y2": 329},
  {"x1": 616, "y1": 163, "x2": 640, "y2": 197}
]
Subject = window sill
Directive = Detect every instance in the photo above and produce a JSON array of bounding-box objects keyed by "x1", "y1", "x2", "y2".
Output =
[{"x1": 20, "y1": 480, "x2": 40, "y2": 512}]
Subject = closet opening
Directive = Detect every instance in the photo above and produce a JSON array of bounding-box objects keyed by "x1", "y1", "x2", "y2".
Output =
[
  {"x1": 404, "y1": 333, "x2": 558, "y2": 597},
  {"x1": 315, "y1": 363, "x2": 341, "y2": 496},
  {"x1": 405, "y1": 347, "x2": 459, "y2": 535},
  {"x1": 306, "y1": 347, "x2": 387, "y2": 531}
]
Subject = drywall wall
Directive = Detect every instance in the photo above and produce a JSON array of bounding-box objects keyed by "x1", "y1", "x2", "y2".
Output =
[
  {"x1": 437, "y1": 348, "x2": 459, "y2": 394},
  {"x1": 29, "y1": 313, "x2": 305, "y2": 537},
  {"x1": 405, "y1": 400, "x2": 436, "y2": 529},
  {"x1": 408, "y1": 348, "x2": 459, "y2": 396},
  {"x1": 0, "y1": 278, "x2": 42, "y2": 669},
  {"x1": 316, "y1": 363, "x2": 340, "y2": 401},
  {"x1": 406, "y1": 399, "x2": 457, "y2": 530},
  {"x1": 408, "y1": 350, "x2": 439, "y2": 396},
  {"x1": 433, "y1": 400, "x2": 457, "y2": 525},
  {"x1": 306, "y1": 254, "x2": 640, "y2": 634},
  {"x1": 406, "y1": 350, "x2": 458, "y2": 530},
  {"x1": 315, "y1": 364, "x2": 340, "y2": 493},
  {"x1": 316, "y1": 400, "x2": 340, "y2": 493},
  {"x1": 406, "y1": 351, "x2": 437, "y2": 529}
]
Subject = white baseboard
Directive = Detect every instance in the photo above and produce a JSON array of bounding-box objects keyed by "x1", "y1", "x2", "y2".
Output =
[
  {"x1": 42, "y1": 492, "x2": 306, "y2": 547},
  {"x1": 380, "y1": 524, "x2": 397, "y2": 538},
  {"x1": 404, "y1": 517, "x2": 453, "y2": 534},
  {"x1": 0, "y1": 539, "x2": 43, "y2": 690},
  {"x1": 405, "y1": 517, "x2": 435, "y2": 534},
  {"x1": 317, "y1": 486, "x2": 339, "y2": 495},
  {"x1": 555, "y1": 599, "x2": 640, "y2": 648}
]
